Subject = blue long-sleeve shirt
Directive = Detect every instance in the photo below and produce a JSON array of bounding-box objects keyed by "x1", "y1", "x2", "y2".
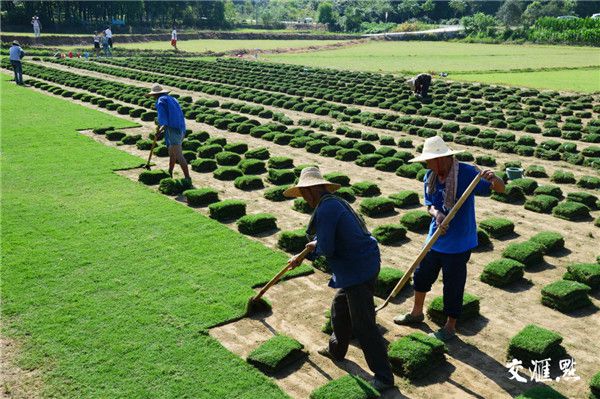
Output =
[
  {"x1": 424, "y1": 162, "x2": 491, "y2": 254},
  {"x1": 9, "y1": 45, "x2": 24, "y2": 61},
  {"x1": 156, "y1": 94, "x2": 186, "y2": 133},
  {"x1": 307, "y1": 195, "x2": 380, "y2": 288}
]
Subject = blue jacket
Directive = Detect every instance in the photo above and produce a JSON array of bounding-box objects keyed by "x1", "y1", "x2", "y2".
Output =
[
  {"x1": 156, "y1": 94, "x2": 186, "y2": 133},
  {"x1": 307, "y1": 195, "x2": 380, "y2": 288}
]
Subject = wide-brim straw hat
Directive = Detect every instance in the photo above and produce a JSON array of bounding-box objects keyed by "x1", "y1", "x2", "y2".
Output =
[
  {"x1": 12, "y1": 40, "x2": 20, "y2": 46},
  {"x1": 409, "y1": 136, "x2": 463, "y2": 163},
  {"x1": 283, "y1": 167, "x2": 340, "y2": 198},
  {"x1": 145, "y1": 83, "x2": 170, "y2": 97}
]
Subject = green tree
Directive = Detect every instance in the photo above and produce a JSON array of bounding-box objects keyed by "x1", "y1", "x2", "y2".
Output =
[
  {"x1": 397, "y1": 0, "x2": 421, "y2": 19},
  {"x1": 496, "y1": 0, "x2": 523, "y2": 26},
  {"x1": 449, "y1": 0, "x2": 468, "y2": 17},
  {"x1": 462, "y1": 12, "x2": 498, "y2": 36},
  {"x1": 317, "y1": 1, "x2": 335, "y2": 24},
  {"x1": 421, "y1": 0, "x2": 436, "y2": 14}
]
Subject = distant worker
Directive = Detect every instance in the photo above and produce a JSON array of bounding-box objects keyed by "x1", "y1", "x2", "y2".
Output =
[
  {"x1": 406, "y1": 73, "x2": 432, "y2": 98},
  {"x1": 171, "y1": 27, "x2": 178, "y2": 51},
  {"x1": 31, "y1": 16, "x2": 41, "y2": 38},
  {"x1": 104, "y1": 26, "x2": 113, "y2": 48},
  {"x1": 101, "y1": 33, "x2": 112, "y2": 57},
  {"x1": 93, "y1": 32, "x2": 101, "y2": 57},
  {"x1": 9, "y1": 40, "x2": 25, "y2": 85},
  {"x1": 146, "y1": 84, "x2": 191, "y2": 180}
]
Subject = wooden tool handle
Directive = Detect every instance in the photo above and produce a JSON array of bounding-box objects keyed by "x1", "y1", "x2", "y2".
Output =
[
  {"x1": 145, "y1": 126, "x2": 163, "y2": 167},
  {"x1": 253, "y1": 246, "x2": 313, "y2": 301},
  {"x1": 375, "y1": 172, "x2": 483, "y2": 313}
]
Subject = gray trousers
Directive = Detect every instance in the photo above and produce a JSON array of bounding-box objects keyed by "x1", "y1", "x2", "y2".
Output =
[
  {"x1": 329, "y1": 276, "x2": 394, "y2": 384},
  {"x1": 10, "y1": 61, "x2": 23, "y2": 84}
]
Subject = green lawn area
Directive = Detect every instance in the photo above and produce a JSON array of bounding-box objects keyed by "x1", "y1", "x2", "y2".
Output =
[
  {"x1": 0, "y1": 76, "x2": 311, "y2": 398},
  {"x1": 450, "y1": 67, "x2": 600, "y2": 93},
  {"x1": 263, "y1": 40, "x2": 600, "y2": 74},
  {"x1": 60, "y1": 39, "x2": 345, "y2": 52}
]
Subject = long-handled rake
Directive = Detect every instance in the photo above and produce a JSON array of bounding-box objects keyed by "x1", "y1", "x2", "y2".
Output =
[
  {"x1": 143, "y1": 125, "x2": 164, "y2": 170},
  {"x1": 375, "y1": 172, "x2": 483, "y2": 313}
]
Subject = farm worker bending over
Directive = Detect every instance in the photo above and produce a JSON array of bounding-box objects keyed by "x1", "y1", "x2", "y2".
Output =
[
  {"x1": 406, "y1": 73, "x2": 432, "y2": 98},
  {"x1": 393, "y1": 136, "x2": 505, "y2": 342},
  {"x1": 285, "y1": 167, "x2": 395, "y2": 392},
  {"x1": 145, "y1": 84, "x2": 191, "y2": 180},
  {"x1": 9, "y1": 41, "x2": 25, "y2": 85}
]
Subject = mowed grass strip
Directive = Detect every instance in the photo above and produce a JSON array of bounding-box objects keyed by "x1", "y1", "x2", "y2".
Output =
[{"x1": 0, "y1": 77, "x2": 310, "y2": 398}]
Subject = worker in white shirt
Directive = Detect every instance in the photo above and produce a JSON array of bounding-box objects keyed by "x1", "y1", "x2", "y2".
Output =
[
  {"x1": 104, "y1": 26, "x2": 113, "y2": 48},
  {"x1": 171, "y1": 27, "x2": 178, "y2": 51}
]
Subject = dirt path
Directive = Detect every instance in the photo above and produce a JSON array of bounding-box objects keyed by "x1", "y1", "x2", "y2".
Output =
[
  {"x1": 0, "y1": 334, "x2": 43, "y2": 399},
  {"x1": 6, "y1": 71, "x2": 600, "y2": 399}
]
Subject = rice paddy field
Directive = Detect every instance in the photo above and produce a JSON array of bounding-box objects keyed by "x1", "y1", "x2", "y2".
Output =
[{"x1": 1, "y1": 39, "x2": 600, "y2": 399}]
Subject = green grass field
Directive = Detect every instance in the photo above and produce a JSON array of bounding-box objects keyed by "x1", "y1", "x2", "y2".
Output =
[
  {"x1": 451, "y1": 67, "x2": 600, "y2": 93},
  {"x1": 0, "y1": 76, "x2": 311, "y2": 398},
  {"x1": 60, "y1": 39, "x2": 345, "y2": 53}
]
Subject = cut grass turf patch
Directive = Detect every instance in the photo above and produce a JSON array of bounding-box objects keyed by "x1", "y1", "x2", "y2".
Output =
[
  {"x1": 552, "y1": 201, "x2": 591, "y2": 221},
  {"x1": 478, "y1": 217, "x2": 514, "y2": 239},
  {"x1": 387, "y1": 332, "x2": 447, "y2": 380},
  {"x1": 563, "y1": 263, "x2": 600, "y2": 290},
  {"x1": 246, "y1": 335, "x2": 307, "y2": 375},
  {"x1": 309, "y1": 374, "x2": 379, "y2": 399},
  {"x1": 350, "y1": 181, "x2": 381, "y2": 197},
  {"x1": 292, "y1": 198, "x2": 313, "y2": 214},
  {"x1": 502, "y1": 241, "x2": 545, "y2": 266},
  {"x1": 541, "y1": 279, "x2": 592, "y2": 312},
  {"x1": 427, "y1": 293, "x2": 480, "y2": 325},
  {"x1": 237, "y1": 213, "x2": 278, "y2": 236},
  {"x1": 208, "y1": 199, "x2": 247, "y2": 221},
  {"x1": 389, "y1": 190, "x2": 420, "y2": 208},
  {"x1": 374, "y1": 267, "x2": 407, "y2": 298},
  {"x1": 234, "y1": 175, "x2": 264, "y2": 191},
  {"x1": 158, "y1": 177, "x2": 193, "y2": 196},
  {"x1": 566, "y1": 191, "x2": 599, "y2": 210},
  {"x1": 138, "y1": 169, "x2": 170, "y2": 185},
  {"x1": 359, "y1": 197, "x2": 395, "y2": 217},
  {"x1": 400, "y1": 210, "x2": 431, "y2": 232},
  {"x1": 480, "y1": 258, "x2": 525, "y2": 287},
  {"x1": 507, "y1": 324, "x2": 566, "y2": 365},
  {"x1": 278, "y1": 229, "x2": 308, "y2": 253},
  {"x1": 372, "y1": 224, "x2": 407, "y2": 245},
  {"x1": 524, "y1": 194, "x2": 559, "y2": 214},
  {"x1": 529, "y1": 231, "x2": 564, "y2": 254},
  {"x1": 183, "y1": 188, "x2": 220, "y2": 207}
]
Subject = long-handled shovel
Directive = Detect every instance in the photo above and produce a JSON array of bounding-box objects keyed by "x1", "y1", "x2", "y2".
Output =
[
  {"x1": 375, "y1": 172, "x2": 483, "y2": 313},
  {"x1": 245, "y1": 246, "x2": 313, "y2": 316},
  {"x1": 143, "y1": 125, "x2": 164, "y2": 170}
]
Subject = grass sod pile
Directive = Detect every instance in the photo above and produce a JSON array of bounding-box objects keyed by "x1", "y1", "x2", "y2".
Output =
[
  {"x1": 552, "y1": 201, "x2": 591, "y2": 221},
  {"x1": 292, "y1": 198, "x2": 313, "y2": 214},
  {"x1": 359, "y1": 197, "x2": 395, "y2": 217},
  {"x1": 372, "y1": 224, "x2": 407, "y2": 245},
  {"x1": 387, "y1": 332, "x2": 447, "y2": 380},
  {"x1": 158, "y1": 177, "x2": 193, "y2": 195},
  {"x1": 427, "y1": 293, "x2": 481, "y2": 325},
  {"x1": 502, "y1": 241, "x2": 545, "y2": 266},
  {"x1": 234, "y1": 175, "x2": 264, "y2": 191},
  {"x1": 321, "y1": 309, "x2": 333, "y2": 334},
  {"x1": 278, "y1": 229, "x2": 308, "y2": 253},
  {"x1": 514, "y1": 386, "x2": 568, "y2": 399},
  {"x1": 246, "y1": 335, "x2": 307, "y2": 375},
  {"x1": 480, "y1": 258, "x2": 525, "y2": 287},
  {"x1": 566, "y1": 191, "x2": 599, "y2": 210},
  {"x1": 138, "y1": 169, "x2": 170, "y2": 185},
  {"x1": 478, "y1": 217, "x2": 515, "y2": 238},
  {"x1": 541, "y1": 280, "x2": 592, "y2": 312},
  {"x1": 524, "y1": 194, "x2": 559, "y2": 213},
  {"x1": 350, "y1": 181, "x2": 381, "y2": 197},
  {"x1": 309, "y1": 374, "x2": 379, "y2": 399},
  {"x1": 591, "y1": 371, "x2": 600, "y2": 399},
  {"x1": 507, "y1": 324, "x2": 567, "y2": 366},
  {"x1": 529, "y1": 231, "x2": 565, "y2": 254},
  {"x1": 563, "y1": 263, "x2": 600, "y2": 290},
  {"x1": 374, "y1": 267, "x2": 407, "y2": 298},
  {"x1": 490, "y1": 184, "x2": 525, "y2": 204},
  {"x1": 237, "y1": 213, "x2": 278, "y2": 236},
  {"x1": 208, "y1": 199, "x2": 247, "y2": 221},
  {"x1": 389, "y1": 190, "x2": 420, "y2": 208},
  {"x1": 1, "y1": 80, "x2": 306, "y2": 398},
  {"x1": 400, "y1": 210, "x2": 431, "y2": 232},
  {"x1": 264, "y1": 185, "x2": 292, "y2": 202},
  {"x1": 183, "y1": 188, "x2": 220, "y2": 207}
]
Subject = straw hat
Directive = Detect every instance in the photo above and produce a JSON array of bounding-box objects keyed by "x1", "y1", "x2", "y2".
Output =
[
  {"x1": 12, "y1": 40, "x2": 20, "y2": 46},
  {"x1": 283, "y1": 167, "x2": 340, "y2": 198},
  {"x1": 145, "y1": 83, "x2": 170, "y2": 97},
  {"x1": 405, "y1": 78, "x2": 416, "y2": 90},
  {"x1": 408, "y1": 136, "x2": 463, "y2": 163}
]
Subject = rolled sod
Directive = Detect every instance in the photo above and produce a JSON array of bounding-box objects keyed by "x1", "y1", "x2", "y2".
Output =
[
  {"x1": 208, "y1": 200, "x2": 247, "y2": 221},
  {"x1": 389, "y1": 190, "x2": 420, "y2": 208},
  {"x1": 541, "y1": 279, "x2": 592, "y2": 313},
  {"x1": 350, "y1": 181, "x2": 381, "y2": 197},
  {"x1": 278, "y1": 229, "x2": 308, "y2": 253},
  {"x1": 374, "y1": 267, "x2": 407, "y2": 299},
  {"x1": 507, "y1": 324, "x2": 566, "y2": 366},
  {"x1": 372, "y1": 224, "x2": 407, "y2": 245},
  {"x1": 158, "y1": 177, "x2": 193, "y2": 196},
  {"x1": 213, "y1": 166, "x2": 243, "y2": 181},
  {"x1": 514, "y1": 386, "x2": 568, "y2": 399},
  {"x1": 502, "y1": 241, "x2": 545, "y2": 267},
  {"x1": 529, "y1": 231, "x2": 564, "y2": 254},
  {"x1": 563, "y1": 263, "x2": 600, "y2": 290},
  {"x1": 533, "y1": 184, "x2": 563, "y2": 199},
  {"x1": 387, "y1": 332, "x2": 447, "y2": 380},
  {"x1": 552, "y1": 201, "x2": 591, "y2": 221},
  {"x1": 268, "y1": 168, "x2": 296, "y2": 185},
  {"x1": 264, "y1": 185, "x2": 292, "y2": 202},
  {"x1": 183, "y1": 188, "x2": 219, "y2": 207},
  {"x1": 309, "y1": 374, "x2": 379, "y2": 399},
  {"x1": 323, "y1": 172, "x2": 351, "y2": 186},
  {"x1": 138, "y1": 169, "x2": 170, "y2": 185},
  {"x1": 566, "y1": 191, "x2": 599, "y2": 210},
  {"x1": 234, "y1": 175, "x2": 264, "y2": 191},
  {"x1": 190, "y1": 158, "x2": 217, "y2": 173},
  {"x1": 292, "y1": 198, "x2": 313, "y2": 214},
  {"x1": 490, "y1": 184, "x2": 525, "y2": 204},
  {"x1": 427, "y1": 293, "x2": 480, "y2": 325},
  {"x1": 478, "y1": 217, "x2": 514, "y2": 239},
  {"x1": 359, "y1": 197, "x2": 395, "y2": 217},
  {"x1": 246, "y1": 335, "x2": 307, "y2": 375},
  {"x1": 524, "y1": 194, "x2": 559, "y2": 213},
  {"x1": 476, "y1": 228, "x2": 491, "y2": 249},
  {"x1": 237, "y1": 213, "x2": 278, "y2": 236},
  {"x1": 480, "y1": 258, "x2": 525, "y2": 287},
  {"x1": 400, "y1": 210, "x2": 431, "y2": 232},
  {"x1": 333, "y1": 187, "x2": 356, "y2": 203}
]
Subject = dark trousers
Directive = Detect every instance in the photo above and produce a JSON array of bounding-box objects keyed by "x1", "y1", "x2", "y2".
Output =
[
  {"x1": 413, "y1": 249, "x2": 471, "y2": 319},
  {"x1": 415, "y1": 75, "x2": 432, "y2": 97},
  {"x1": 329, "y1": 276, "x2": 394, "y2": 384},
  {"x1": 10, "y1": 61, "x2": 23, "y2": 84},
  {"x1": 108, "y1": 37, "x2": 113, "y2": 47}
]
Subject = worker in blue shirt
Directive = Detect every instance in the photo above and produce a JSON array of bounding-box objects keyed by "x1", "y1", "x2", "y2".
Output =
[
  {"x1": 145, "y1": 84, "x2": 190, "y2": 180},
  {"x1": 394, "y1": 136, "x2": 505, "y2": 342},
  {"x1": 285, "y1": 167, "x2": 394, "y2": 392},
  {"x1": 9, "y1": 41, "x2": 25, "y2": 85}
]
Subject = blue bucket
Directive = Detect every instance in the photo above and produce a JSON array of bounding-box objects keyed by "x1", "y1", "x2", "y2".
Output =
[{"x1": 506, "y1": 167, "x2": 524, "y2": 180}]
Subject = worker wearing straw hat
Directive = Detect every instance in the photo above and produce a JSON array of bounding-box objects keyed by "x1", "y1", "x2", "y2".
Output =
[
  {"x1": 393, "y1": 136, "x2": 505, "y2": 342},
  {"x1": 145, "y1": 84, "x2": 190, "y2": 180},
  {"x1": 286, "y1": 167, "x2": 395, "y2": 392}
]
